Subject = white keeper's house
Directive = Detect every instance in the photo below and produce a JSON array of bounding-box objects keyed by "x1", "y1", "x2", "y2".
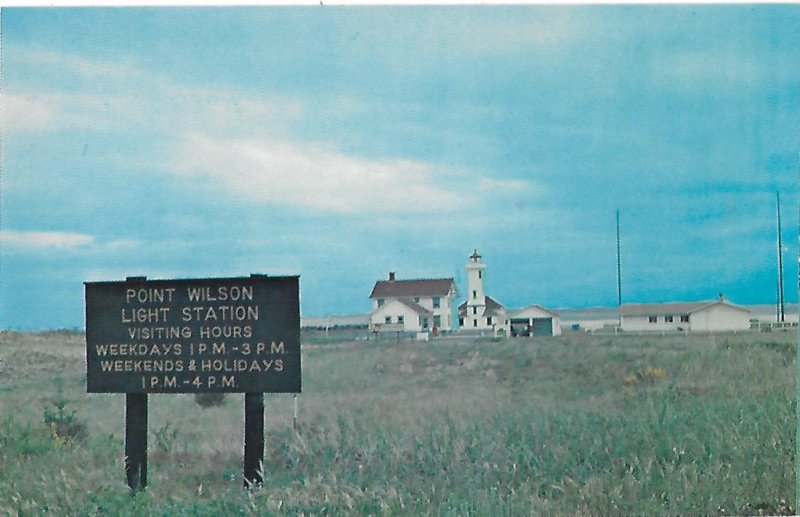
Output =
[
  {"x1": 619, "y1": 296, "x2": 752, "y2": 332},
  {"x1": 369, "y1": 272, "x2": 459, "y2": 333},
  {"x1": 458, "y1": 250, "x2": 509, "y2": 333}
]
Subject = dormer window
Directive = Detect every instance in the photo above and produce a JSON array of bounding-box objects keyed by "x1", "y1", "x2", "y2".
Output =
[{"x1": 433, "y1": 297, "x2": 441, "y2": 308}]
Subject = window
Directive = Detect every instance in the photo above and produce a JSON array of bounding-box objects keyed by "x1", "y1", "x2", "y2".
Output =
[
  {"x1": 478, "y1": 271, "x2": 482, "y2": 279},
  {"x1": 648, "y1": 316, "x2": 657, "y2": 323},
  {"x1": 384, "y1": 315, "x2": 391, "y2": 324},
  {"x1": 680, "y1": 315, "x2": 689, "y2": 322},
  {"x1": 487, "y1": 316, "x2": 493, "y2": 325},
  {"x1": 473, "y1": 319, "x2": 478, "y2": 327},
  {"x1": 397, "y1": 315, "x2": 404, "y2": 324},
  {"x1": 459, "y1": 317, "x2": 464, "y2": 326},
  {"x1": 414, "y1": 297, "x2": 420, "y2": 303},
  {"x1": 422, "y1": 318, "x2": 429, "y2": 329},
  {"x1": 433, "y1": 297, "x2": 441, "y2": 308},
  {"x1": 433, "y1": 315, "x2": 441, "y2": 328},
  {"x1": 472, "y1": 290, "x2": 477, "y2": 299},
  {"x1": 472, "y1": 306, "x2": 477, "y2": 315},
  {"x1": 377, "y1": 298, "x2": 384, "y2": 307},
  {"x1": 665, "y1": 315, "x2": 673, "y2": 323}
]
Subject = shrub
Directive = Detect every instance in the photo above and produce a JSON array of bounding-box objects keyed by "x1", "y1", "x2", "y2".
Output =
[
  {"x1": 623, "y1": 366, "x2": 668, "y2": 387},
  {"x1": 153, "y1": 422, "x2": 179, "y2": 453},
  {"x1": 43, "y1": 380, "x2": 88, "y2": 445},
  {"x1": 194, "y1": 393, "x2": 226, "y2": 408}
]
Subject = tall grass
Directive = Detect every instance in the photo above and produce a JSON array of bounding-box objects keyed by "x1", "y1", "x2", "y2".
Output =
[{"x1": 0, "y1": 331, "x2": 794, "y2": 515}]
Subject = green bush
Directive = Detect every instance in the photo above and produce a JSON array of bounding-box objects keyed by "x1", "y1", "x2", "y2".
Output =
[{"x1": 42, "y1": 380, "x2": 87, "y2": 445}]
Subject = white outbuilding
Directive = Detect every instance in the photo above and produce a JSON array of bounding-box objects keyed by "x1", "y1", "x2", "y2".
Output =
[
  {"x1": 507, "y1": 305, "x2": 562, "y2": 336},
  {"x1": 620, "y1": 298, "x2": 751, "y2": 333}
]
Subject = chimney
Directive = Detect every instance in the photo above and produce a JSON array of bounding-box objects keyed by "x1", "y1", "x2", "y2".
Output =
[{"x1": 388, "y1": 272, "x2": 395, "y2": 281}]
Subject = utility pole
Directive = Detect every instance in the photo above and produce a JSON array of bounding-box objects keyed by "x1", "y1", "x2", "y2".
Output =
[
  {"x1": 616, "y1": 209, "x2": 622, "y2": 307},
  {"x1": 777, "y1": 191, "x2": 785, "y2": 322}
]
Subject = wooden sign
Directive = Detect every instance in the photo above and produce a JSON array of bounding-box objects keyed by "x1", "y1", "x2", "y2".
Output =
[
  {"x1": 85, "y1": 275, "x2": 300, "y2": 394},
  {"x1": 84, "y1": 274, "x2": 300, "y2": 491}
]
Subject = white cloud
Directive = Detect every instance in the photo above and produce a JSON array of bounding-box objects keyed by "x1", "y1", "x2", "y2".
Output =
[
  {"x1": 1, "y1": 230, "x2": 94, "y2": 249},
  {"x1": 2, "y1": 91, "x2": 145, "y2": 134},
  {"x1": 478, "y1": 176, "x2": 530, "y2": 191},
  {"x1": 7, "y1": 46, "x2": 539, "y2": 217},
  {"x1": 4, "y1": 47, "x2": 303, "y2": 137},
  {"x1": 171, "y1": 134, "x2": 465, "y2": 213},
  {"x1": 18, "y1": 48, "x2": 138, "y2": 83},
  {"x1": 3, "y1": 93, "x2": 58, "y2": 132},
  {"x1": 0, "y1": 231, "x2": 145, "y2": 254}
]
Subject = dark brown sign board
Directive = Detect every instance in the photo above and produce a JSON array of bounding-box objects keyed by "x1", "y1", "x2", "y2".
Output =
[
  {"x1": 84, "y1": 274, "x2": 300, "y2": 491},
  {"x1": 85, "y1": 275, "x2": 300, "y2": 394}
]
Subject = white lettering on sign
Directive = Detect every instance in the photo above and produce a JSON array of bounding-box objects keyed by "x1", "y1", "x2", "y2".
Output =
[
  {"x1": 121, "y1": 307, "x2": 171, "y2": 323},
  {"x1": 126, "y1": 288, "x2": 177, "y2": 304},
  {"x1": 180, "y1": 305, "x2": 259, "y2": 322},
  {"x1": 128, "y1": 326, "x2": 193, "y2": 340},
  {"x1": 186, "y1": 286, "x2": 254, "y2": 302}
]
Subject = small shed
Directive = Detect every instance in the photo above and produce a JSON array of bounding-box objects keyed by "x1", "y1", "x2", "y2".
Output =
[{"x1": 507, "y1": 305, "x2": 562, "y2": 336}]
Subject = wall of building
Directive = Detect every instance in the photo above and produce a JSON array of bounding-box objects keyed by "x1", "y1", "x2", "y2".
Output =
[
  {"x1": 370, "y1": 300, "x2": 425, "y2": 332},
  {"x1": 461, "y1": 311, "x2": 508, "y2": 332},
  {"x1": 371, "y1": 293, "x2": 456, "y2": 331},
  {"x1": 689, "y1": 305, "x2": 751, "y2": 332},
  {"x1": 622, "y1": 305, "x2": 751, "y2": 333},
  {"x1": 621, "y1": 314, "x2": 689, "y2": 332}
]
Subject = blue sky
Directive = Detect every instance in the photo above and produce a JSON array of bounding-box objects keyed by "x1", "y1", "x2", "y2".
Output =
[{"x1": 2, "y1": 6, "x2": 799, "y2": 329}]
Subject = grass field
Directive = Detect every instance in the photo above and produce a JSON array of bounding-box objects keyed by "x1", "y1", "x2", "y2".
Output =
[{"x1": 0, "y1": 330, "x2": 795, "y2": 516}]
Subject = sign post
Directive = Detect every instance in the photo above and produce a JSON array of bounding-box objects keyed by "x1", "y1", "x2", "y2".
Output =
[
  {"x1": 85, "y1": 274, "x2": 301, "y2": 492},
  {"x1": 243, "y1": 392, "x2": 265, "y2": 487},
  {"x1": 125, "y1": 393, "x2": 148, "y2": 491}
]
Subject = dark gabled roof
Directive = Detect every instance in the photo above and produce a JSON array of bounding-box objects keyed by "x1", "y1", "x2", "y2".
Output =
[
  {"x1": 396, "y1": 298, "x2": 432, "y2": 315},
  {"x1": 458, "y1": 295, "x2": 506, "y2": 316},
  {"x1": 620, "y1": 301, "x2": 751, "y2": 317},
  {"x1": 485, "y1": 296, "x2": 506, "y2": 316},
  {"x1": 370, "y1": 278, "x2": 456, "y2": 298}
]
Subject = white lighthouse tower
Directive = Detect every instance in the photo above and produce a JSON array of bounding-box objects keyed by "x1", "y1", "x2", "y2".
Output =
[
  {"x1": 459, "y1": 249, "x2": 508, "y2": 333},
  {"x1": 465, "y1": 249, "x2": 486, "y2": 316}
]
